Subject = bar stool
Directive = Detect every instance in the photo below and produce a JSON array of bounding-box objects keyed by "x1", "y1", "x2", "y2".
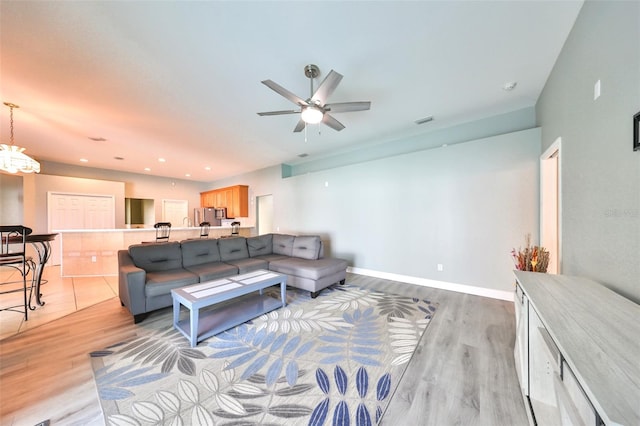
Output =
[
  {"x1": 0, "y1": 225, "x2": 36, "y2": 320},
  {"x1": 199, "y1": 222, "x2": 210, "y2": 238},
  {"x1": 154, "y1": 222, "x2": 171, "y2": 242}
]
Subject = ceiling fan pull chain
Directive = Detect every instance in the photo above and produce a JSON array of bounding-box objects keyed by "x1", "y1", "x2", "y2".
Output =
[{"x1": 304, "y1": 123, "x2": 308, "y2": 142}]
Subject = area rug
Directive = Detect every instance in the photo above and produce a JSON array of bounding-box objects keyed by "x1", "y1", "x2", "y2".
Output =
[{"x1": 90, "y1": 284, "x2": 438, "y2": 426}]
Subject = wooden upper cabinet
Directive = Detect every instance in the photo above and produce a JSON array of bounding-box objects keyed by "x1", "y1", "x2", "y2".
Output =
[
  {"x1": 200, "y1": 191, "x2": 215, "y2": 208},
  {"x1": 200, "y1": 185, "x2": 249, "y2": 217}
]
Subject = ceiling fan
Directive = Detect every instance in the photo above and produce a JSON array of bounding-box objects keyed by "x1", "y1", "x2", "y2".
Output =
[{"x1": 257, "y1": 64, "x2": 371, "y2": 132}]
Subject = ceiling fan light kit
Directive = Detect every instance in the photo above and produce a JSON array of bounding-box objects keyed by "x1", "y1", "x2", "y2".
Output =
[
  {"x1": 0, "y1": 102, "x2": 40, "y2": 174},
  {"x1": 258, "y1": 64, "x2": 371, "y2": 133},
  {"x1": 301, "y1": 106, "x2": 323, "y2": 124}
]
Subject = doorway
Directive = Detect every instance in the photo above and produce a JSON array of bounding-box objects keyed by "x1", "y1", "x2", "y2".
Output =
[
  {"x1": 540, "y1": 137, "x2": 561, "y2": 274},
  {"x1": 256, "y1": 194, "x2": 274, "y2": 235}
]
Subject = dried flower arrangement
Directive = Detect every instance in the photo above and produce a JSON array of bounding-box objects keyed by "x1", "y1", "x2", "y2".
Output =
[{"x1": 511, "y1": 234, "x2": 550, "y2": 272}]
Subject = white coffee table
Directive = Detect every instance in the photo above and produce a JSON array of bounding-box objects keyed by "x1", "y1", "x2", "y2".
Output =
[{"x1": 171, "y1": 269, "x2": 287, "y2": 347}]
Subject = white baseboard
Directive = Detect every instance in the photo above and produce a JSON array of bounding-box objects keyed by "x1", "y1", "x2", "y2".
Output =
[{"x1": 347, "y1": 266, "x2": 514, "y2": 301}]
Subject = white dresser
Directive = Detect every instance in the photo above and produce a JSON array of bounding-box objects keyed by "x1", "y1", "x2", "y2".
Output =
[{"x1": 514, "y1": 271, "x2": 640, "y2": 426}]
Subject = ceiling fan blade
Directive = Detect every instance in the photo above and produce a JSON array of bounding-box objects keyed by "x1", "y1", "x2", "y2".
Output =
[
  {"x1": 324, "y1": 101, "x2": 371, "y2": 113},
  {"x1": 311, "y1": 70, "x2": 343, "y2": 105},
  {"x1": 322, "y1": 113, "x2": 345, "y2": 132},
  {"x1": 257, "y1": 110, "x2": 299, "y2": 116},
  {"x1": 262, "y1": 80, "x2": 308, "y2": 106},
  {"x1": 293, "y1": 118, "x2": 306, "y2": 133}
]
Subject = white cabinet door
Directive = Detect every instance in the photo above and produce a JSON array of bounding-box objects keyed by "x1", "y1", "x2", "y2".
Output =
[{"x1": 529, "y1": 308, "x2": 562, "y2": 425}]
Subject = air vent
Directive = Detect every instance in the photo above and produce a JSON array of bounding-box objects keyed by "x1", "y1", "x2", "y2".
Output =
[{"x1": 415, "y1": 116, "x2": 434, "y2": 125}]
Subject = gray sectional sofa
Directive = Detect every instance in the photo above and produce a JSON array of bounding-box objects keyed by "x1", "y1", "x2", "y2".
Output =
[{"x1": 118, "y1": 233, "x2": 348, "y2": 323}]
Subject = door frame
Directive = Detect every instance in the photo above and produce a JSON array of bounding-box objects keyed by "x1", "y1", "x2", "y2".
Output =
[
  {"x1": 540, "y1": 137, "x2": 562, "y2": 274},
  {"x1": 256, "y1": 194, "x2": 274, "y2": 235}
]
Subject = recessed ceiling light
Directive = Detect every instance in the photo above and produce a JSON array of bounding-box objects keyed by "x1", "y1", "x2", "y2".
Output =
[
  {"x1": 144, "y1": 167, "x2": 151, "y2": 172},
  {"x1": 503, "y1": 81, "x2": 517, "y2": 91},
  {"x1": 79, "y1": 158, "x2": 88, "y2": 163},
  {"x1": 158, "y1": 158, "x2": 166, "y2": 163},
  {"x1": 185, "y1": 173, "x2": 191, "y2": 177},
  {"x1": 204, "y1": 166, "x2": 211, "y2": 171}
]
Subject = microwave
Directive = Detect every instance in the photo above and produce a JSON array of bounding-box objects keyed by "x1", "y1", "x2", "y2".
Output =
[{"x1": 214, "y1": 207, "x2": 227, "y2": 219}]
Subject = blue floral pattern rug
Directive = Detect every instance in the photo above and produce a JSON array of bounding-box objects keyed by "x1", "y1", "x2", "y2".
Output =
[{"x1": 90, "y1": 284, "x2": 437, "y2": 425}]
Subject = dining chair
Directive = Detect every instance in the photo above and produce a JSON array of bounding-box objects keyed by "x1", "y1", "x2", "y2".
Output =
[
  {"x1": 0, "y1": 225, "x2": 36, "y2": 320},
  {"x1": 154, "y1": 222, "x2": 171, "y2": 243},
  {"x1": 199, "y1": 222, "x2": 210, "y2": 239}
]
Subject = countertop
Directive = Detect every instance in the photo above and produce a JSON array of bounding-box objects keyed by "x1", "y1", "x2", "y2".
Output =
[
  {"x1": 514, "y1": 271, "x2": 640, "y2": 426},
  {"x1": 53, "y1": 225, "x2": 253, "y2": 233}
]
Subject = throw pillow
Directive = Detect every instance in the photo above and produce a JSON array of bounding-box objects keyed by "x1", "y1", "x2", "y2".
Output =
[
  {"x1": 291, "y1": 236, "x2": 321, "y2": 260},
  {"x1": 272, "y1": 234, "x2": 295, "y2": 256}
]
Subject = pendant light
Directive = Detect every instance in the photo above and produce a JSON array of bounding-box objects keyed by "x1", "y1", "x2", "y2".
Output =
[{"x1": 0, "y1": 102, "x2": 40, "y2": 174}]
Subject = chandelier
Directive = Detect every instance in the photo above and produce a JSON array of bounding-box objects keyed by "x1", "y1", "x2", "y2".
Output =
[{"x1": 0, "y1": 102, "x2": 40, "y2": 174}]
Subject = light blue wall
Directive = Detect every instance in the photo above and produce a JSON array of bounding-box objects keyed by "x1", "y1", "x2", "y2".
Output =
[
  {"x1": 212, "y1": 124, "x2": 541, "y2": 296},
  {"x1": 536, "y1": 0, "x2": 640, "y2": 302},
  {"x1": 287, "y1": 107, "x2": 536, "y2": 177}
]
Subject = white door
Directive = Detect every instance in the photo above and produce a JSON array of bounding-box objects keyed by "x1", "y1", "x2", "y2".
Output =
[
  {"x1": 48, "y1": 193, "x2": 115, "y2": 231},
  {"x1": 47, "y1": 192, "x2": 116, "y2": 265},
  {"x1": 162, "y1": 199, "x2": 189, "y2": 227}
]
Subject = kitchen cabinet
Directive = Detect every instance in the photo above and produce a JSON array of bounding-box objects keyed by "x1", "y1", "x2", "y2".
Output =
[
  {"x1": 513, "y1": 271, "x2": 640, "y2": 426},
  {"x1": 201, "y1": 192, "x2": 215, "y2": 208},
  {"x1": 200, "y1": 185, "x2": 248, "y2": 218}
]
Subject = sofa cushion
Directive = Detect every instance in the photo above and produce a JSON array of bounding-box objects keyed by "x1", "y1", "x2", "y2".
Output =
[
  {"x1": 181, "y1": 239, "x2": 221, "y2": 267},
  {"x1": 272, "y1": 234, "x2": 295, "y2": 256},
  {"x1": 185, "y1": 262, "x2": 238, "y2": 282},
  {"x1": 224, "y1": 258, "x2": 269, "y2": 274},
  {"x1": 292, "y1": 236, "x2": 321, "y2": 260},
  {"x1": 145, "y1": 269, "x2": 199, "y2": 297},
  {"x1": 129, "y1": 242, "x2": 183, "y2": 272},
  {"x1": 251, "y1": 254, "x2": 289, "y2": 263},
  {"x1": 218, "y1": 237, "x2": 249, "y2": 261},
  {"x1": 247, "y1": 234, "x2": 273, "y2": 257},
  {"x1": 269, "y1": 257, "x2": 348, "y2": 281}
]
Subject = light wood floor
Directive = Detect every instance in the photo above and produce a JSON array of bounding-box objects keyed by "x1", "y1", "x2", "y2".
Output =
[
  {"x1": 0, "y1": 266, "x2": 118, "y2": 341},
  {"x1": 0, "y1": 273, "x2": 528, "y2": 426}
]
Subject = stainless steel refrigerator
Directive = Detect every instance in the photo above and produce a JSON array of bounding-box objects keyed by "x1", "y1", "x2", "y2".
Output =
[{"x1": 194, "y1": 207, "x2": 221, "y2": 226}]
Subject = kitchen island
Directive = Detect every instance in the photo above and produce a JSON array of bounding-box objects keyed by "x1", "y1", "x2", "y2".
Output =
[{"x1": 56, "y1": 225, "x2": 253, "y2": 277}]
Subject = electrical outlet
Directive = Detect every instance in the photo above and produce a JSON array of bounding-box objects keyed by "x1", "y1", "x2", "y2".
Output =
[
  {"x1": 91, "y1": 255, "x2": 97, "y2": 263},
  {"x1": 437, "y1": 263, "x2": 444, "y2": 272}
]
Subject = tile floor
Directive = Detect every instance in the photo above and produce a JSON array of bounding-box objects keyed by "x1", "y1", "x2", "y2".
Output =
[{"x1": 0, "y1": 265, "x2": 118, "y2": 340}]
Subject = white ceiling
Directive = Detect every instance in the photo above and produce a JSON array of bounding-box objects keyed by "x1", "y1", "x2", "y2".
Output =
[{"x1": 1, "y1": 1, "x2": 583, "y2": 182}]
